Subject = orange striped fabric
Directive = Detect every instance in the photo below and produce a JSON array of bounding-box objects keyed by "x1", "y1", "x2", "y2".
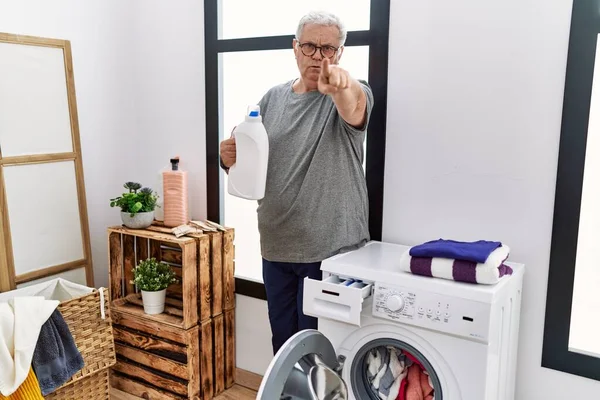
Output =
[{"x1": 0, "y1": 368, "x2": 43, "y2": 400}]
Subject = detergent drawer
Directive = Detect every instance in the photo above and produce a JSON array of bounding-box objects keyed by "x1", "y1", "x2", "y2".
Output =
[{"x1": 303, "y1": 275, "x2": 372, "y2": 326}]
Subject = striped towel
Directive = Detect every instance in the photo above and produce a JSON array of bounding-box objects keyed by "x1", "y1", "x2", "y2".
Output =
[{"x1": 399, "y1": 244, "x2": 512, "y2": 284}]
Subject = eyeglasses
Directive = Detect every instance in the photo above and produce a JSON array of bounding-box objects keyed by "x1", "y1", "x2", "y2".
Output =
[{"x1": 297, "y1": 42, "x2": 339, "y2": 58}]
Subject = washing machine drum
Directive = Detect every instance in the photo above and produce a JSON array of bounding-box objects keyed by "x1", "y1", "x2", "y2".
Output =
[
  {"x1": 257, "y1": 330, "x2": 442, "y2": 400},
  {"x1": 257, "y1": 330, "x2": 348, "y2": 399}
]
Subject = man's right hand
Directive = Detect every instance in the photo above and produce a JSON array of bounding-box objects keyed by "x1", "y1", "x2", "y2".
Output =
[{"x1": 219, "y1": 136, "x2": 236, "y2": 169}]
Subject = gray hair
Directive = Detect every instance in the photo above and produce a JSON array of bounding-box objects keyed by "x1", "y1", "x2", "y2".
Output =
[{"x1": 295, "y1": 11, "x2": 347, "y2": 46}]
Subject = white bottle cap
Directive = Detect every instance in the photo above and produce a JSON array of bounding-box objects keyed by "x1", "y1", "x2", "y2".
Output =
[{"x1": 247, "y1": 105, "x2": 261, "y2": 117}]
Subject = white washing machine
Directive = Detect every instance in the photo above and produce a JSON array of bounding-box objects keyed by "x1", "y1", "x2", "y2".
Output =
[{"x1": 257, "y1": 241, "x2": 524, "y2": 400}]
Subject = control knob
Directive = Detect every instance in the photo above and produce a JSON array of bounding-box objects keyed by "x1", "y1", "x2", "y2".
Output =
[{"x1": 386, "y1": 295, "x2": 405, "y2": 312}]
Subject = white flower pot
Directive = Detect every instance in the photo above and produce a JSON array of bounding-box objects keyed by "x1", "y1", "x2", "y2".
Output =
[
  {"x1": 121, "y1": 211, "x2": 155, "y2": 229},
  {"x1": 141, "y1": 288, "x2": 166, "y2": 314}
]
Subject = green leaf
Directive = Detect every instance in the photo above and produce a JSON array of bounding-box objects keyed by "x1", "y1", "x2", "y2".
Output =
[
  {"x1": 132, "y1": 202, "x2": 142, "y2": 213},
  {"x1": 110, "y1": 182, "x2": 158, "y2": 215}
]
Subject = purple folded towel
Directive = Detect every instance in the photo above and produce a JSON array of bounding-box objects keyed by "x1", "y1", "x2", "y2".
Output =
[
  {"x1": 408, "y1": 239, "x2": 502, "y2": 264},
  {"x1": 401, "y1": 243, "x2": 512, "y2": 284}
]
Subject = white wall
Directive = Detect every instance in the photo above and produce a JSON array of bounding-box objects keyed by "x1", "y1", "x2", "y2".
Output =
[
  {"x1": 235, "y1": 1, "x2": 600, "y2": 399},
  {"x1": 0, "y1": 0, "x2": 207, "y2": 289},
  {"x1": 381, "y1": 1, "x2": 600, "y2": 399},
  {"x1": 129, "y1": 0, "x2": 207, "y2": 224},
  {"x1": 0, "y1": 0, "x2": 137, "y2": 289}
]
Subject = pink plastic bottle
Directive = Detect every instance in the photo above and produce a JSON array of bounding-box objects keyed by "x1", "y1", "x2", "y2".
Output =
[{"x1": 163, "y1": 157, "x2": 189, "y2": 227}]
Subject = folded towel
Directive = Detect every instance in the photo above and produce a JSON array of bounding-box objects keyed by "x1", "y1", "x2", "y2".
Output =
[
  {"x1": 400, "y1": 244, "x2": 512, "y2": 284},
  {"x1": 0, "y1": 368, "x2": 44, "y2": 400},
  {"x1": 32, "y1": 309, "x2": 84, "y2": 396},
  {"x1": 0, "y1": 297, "x2": 58, "y2": 397},
  {"x1": 409, "y1": 239, "x2": 502, "y2": 264}
]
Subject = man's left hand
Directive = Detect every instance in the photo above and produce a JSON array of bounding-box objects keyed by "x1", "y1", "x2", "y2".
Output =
[{"x1": 318, "y1": 58, "x2": 351, "y2": 95}]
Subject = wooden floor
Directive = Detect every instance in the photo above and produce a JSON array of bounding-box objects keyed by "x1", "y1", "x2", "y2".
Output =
[
  {"x1": 110, "y1": 368, "x2": 261, "y2": 400},
  {"x1": 111, "y1": 384, "x2": 257, "y2": 399},
  {"x1": 213, "y1": 384, "x2": 257, "y2": 399}
]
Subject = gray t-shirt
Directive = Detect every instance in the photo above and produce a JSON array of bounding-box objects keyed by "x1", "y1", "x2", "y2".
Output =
[{"x1": 256, "y1": 79, "x2": 374, "y2": 263}]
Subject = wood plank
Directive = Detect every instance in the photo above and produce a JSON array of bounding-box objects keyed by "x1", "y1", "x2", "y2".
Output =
[
  {"x1": 110, "y1": 232, "x2": 123, "y2": 301},
  {"x1": 186, "y1": 326, "x2": 201, "y2": 399},
  {"x1": 112, "y1": 298, "x2": 183, "y2": 329},
  {"x1": 147, "y1": 225, "x2": 175, "y2": 234},
  {"x1": 222, "y1": 229, "x2": 235, "y2": 310},
  {"x1": 181, "y1": 241, "x2": 198, "y2": 329},
  {"x1": 167, "y1": 283, "x2": 183, "y2": 297},
  {"x1": 110, "y1": 387, "x2": 143, "y2": 400},
  {"x1": 170, "y1": 265, "x2": 183, "y2": 279},
  {"x1": 149, "y1": 239, "x2": 161, "y2": 260},
  {"x1": 110, "y1": 370, "x2": 188, "y2": 400},
  {"x1": 165, "y1": 296, "x2": 183, "y2": 309},
  {"x1": 208, "y1": 232, "x2": 223, "y2": 317},
  {"x1": 0, "y1": 164, "x2": 14, "y2": 292},
  {"x1": 235, "y1": 368, "x2": 263, "y2": 392},
  {"x1": 108, "y1": 226, "x2": 194, "y2": 244},
  {"x1": 116, "y1": 343, "x2": 187, "y2": 380},
  {"x1": 201, "y1": 319, "x2": 214, "y2": 399},
  {"x1": 113, "y1": 326, "x2": 186, "y2": 358},
  {"x1": 123, "y1": 234, "x2": 136, "y2": 296},
  {"x1": 213, "y1": 314, "x2": 225, "y2": 394},
  {"x1": 197, "y1": 234, "x2": 212, "y2": 322},
  {"x1": 14, "y1": 258, "x2": 86, "y2": 284},
  {"x1": 112, "y1": 360, "x2": 188, "y2": 396},
  {"x1": 161, "y1": 247, "x2": 182, "y2": 264},
  {"x1": 213, "y1": 384, "x2": 257, "y2": 400},
  {"x1": 124, "y1": 294, "x2": 184, "y2": 318},
  {"x1": 225, "y1": 308, "x2": 236, "y2": 388},
  {"x1": 111, "y1": 309, "x2": 186, "y2": 344},
  {"x1": 135, "y1": 236, "x2": 148, "y2": 265},
  {"x1": 0, "y1": 32, "x2": 66, "y2": 48},
  {"x1": 0, "y1": 152, "x2": 76, "y2": 166},
  {"x1": 63, "y1": 39, "x2": 95, "y2": 288}
]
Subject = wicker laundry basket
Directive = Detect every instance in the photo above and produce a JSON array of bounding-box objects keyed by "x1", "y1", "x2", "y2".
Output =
[{"x1": 43, "y1": 287, "x2": 116, "y2": 400}]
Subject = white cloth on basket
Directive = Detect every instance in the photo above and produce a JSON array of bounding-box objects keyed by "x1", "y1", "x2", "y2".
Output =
[{"x1": 0, "y1": 296, "x2": 59, "y2": 396}]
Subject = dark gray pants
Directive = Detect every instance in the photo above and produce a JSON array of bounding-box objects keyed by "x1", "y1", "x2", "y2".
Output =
[{"x1": 262, "y1": 259, "x2": 323, "y2": 355}]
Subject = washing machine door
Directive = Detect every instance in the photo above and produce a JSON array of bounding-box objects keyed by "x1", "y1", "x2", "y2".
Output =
[{"x1": 257, "y1": 329, "x2": 349, "y2": 400}]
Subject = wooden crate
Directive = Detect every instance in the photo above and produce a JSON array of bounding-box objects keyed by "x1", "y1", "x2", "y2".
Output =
[
  {"x1": 108, "y1": 226, "x2": 211, "y2": 329},
  {"x1": 110, "y1": 308, "x2": 214, "y2": 400},
  {"x1": 107, "y1": 224, "x2": 235, "y2": 399}
]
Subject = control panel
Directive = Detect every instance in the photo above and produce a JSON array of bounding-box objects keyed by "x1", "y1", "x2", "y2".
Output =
[{"x1": 372, "y1": 282, "x2": 492, "y2": 342}]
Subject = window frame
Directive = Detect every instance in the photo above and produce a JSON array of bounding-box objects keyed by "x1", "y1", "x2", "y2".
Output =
[
  {"x1": 542, "y1": 0, "x2": 600, "y2": 381},
  {"x1": 204, "y1": 0, "x2": 391, "y2": 300}
]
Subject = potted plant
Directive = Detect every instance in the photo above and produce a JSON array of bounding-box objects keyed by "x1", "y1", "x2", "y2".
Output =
[
  {"x1": 131, "y1": 257, "x2": 178, "y2": 314},
  {"x1": 110, "y1": 182, "x2": 159, "y2": 229}
]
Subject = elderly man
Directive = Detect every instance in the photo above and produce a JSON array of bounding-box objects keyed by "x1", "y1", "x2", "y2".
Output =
[{"x1": 220, "y1": 11, "x2": 373, "y2": 355}]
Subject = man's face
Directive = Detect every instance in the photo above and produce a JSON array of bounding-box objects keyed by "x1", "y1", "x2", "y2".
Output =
[{"x1": 293, "y1": 23, "x2": 344, "y2": 84}]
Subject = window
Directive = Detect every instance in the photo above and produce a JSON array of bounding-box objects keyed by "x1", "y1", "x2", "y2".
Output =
[
  {"x1": 542, "y1": 0, "x2": 600, "y2": 381},
  {"x1": 205, "y1": 0, "x2": 390, "y2": 298}
]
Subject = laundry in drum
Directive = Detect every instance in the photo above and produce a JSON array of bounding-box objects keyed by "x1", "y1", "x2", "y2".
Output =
[{"x1": 366, "y1": 346, "x2": 434, "y2": 400}]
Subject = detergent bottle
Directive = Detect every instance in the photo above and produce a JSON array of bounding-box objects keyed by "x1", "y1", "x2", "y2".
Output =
[
  {"x1": 162, "y1": 156, "x2": 189, "y2": 227},
  {"x1": 227, "y1": 105, "x2": 269, "y2": 200}
]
